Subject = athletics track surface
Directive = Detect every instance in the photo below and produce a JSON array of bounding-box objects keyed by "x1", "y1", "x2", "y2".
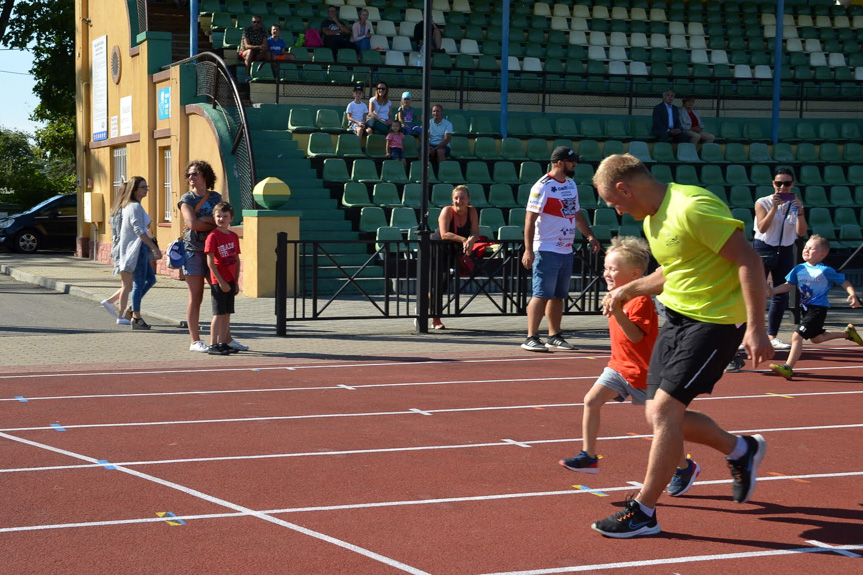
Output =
[{"x1": 1, "y1": 343, "x2": 861, "y2": 574}]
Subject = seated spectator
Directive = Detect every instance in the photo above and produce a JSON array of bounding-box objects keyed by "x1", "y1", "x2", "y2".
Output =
[
  {"x1": 350, "y1": 8, "x2": 373, "y2": 54},
  {"x1": 397, "y1": 92, "x2": 422, "y2": 136},
  {"x1": 238, "y1": 15, "x2": 269, "y2": 81},
  {"x1": 366, "y1": 82, "x2": 393, "y2": 135},
  {"x1": 346, "y1": 85, "x2": 367, "y2": 138},
  {"x1": 321, "y1": 5, "x2": 352, "y2": 55},
  {"x1": 428, "y1": 104, "x2": 453, "y2": 162},
  {"x1": 267, "y1": 24, "x2": 295, "y2": 76},
  {"x1": 413, "y1": 20, "x2": 443, "y2": 53},
  {"x1": 651, "y1": 90, "x2": 687, "y2": 143},
  {"x1": 679, "y1": 96, "x2": 715, "y2": 145}
]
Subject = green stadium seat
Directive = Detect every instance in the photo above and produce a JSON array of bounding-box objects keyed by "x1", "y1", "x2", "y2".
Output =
[
  {"x1": 849, "y1": 166, "x2": 863, "y2": 186},
  {"x1": 750, "y1": 165, "x2": 773, "y2": 186},
  {"x1": 493, "y1": 162, "x2": 521, "y2": 185},
  {"x1": 342, "y1": 182, "x2": 373, "y2": 208},
  {"x1": 526, "y1": 138, "x2": 550, "y2": 161},
  {"x1": 497, "y1": 225, "x2": 523, "y2": 241},
  {"x1": 676, "y1": 143, "x2": 702, "y2": 163},
  {"x1": 651, "y1": 164, "x2": 674, "y2": 183},
  {"x1": 316, "y1": 109, "x2": 344, "y2": 133},
  {"x1": 728, "y1": 186, "x2": 753, "y2": 208},
  {"x1": 359, "y1": 206, "x2": 388, "y2": 233},
  {"x1": 473, "y1": 137, "x2": 501, "y2": 160},
  {"x1": 807, "y1": 207, "x2": 834, "y2": 230},
  {"x1": 465, "y1": 161, "x2": 495, "y2": 185},
  {"x1": 375, "y1": 226, "x2": 406, "y2": 253},
  {"x1": 520, "y1": 162, "x2": 545, "y2": 184},
  {"x1": 432, "y1": 184, "x2": 455, "y2": 207},
  {"x1": 630, "y1": 118, "x2": 652, "y2": 140},
  {"x1": 437, "y1": 161, "x2": 465, "y2": 184},
  {"x1": 651, "y1": 142, "x2": 676, "y2": 163},
  {"x1": 578, "y1": 185, "x2": 600, "y2": 209},
  {"x1": 839, "y1": 224, "x2": 863, "y2": 250},
  {"x1": 796, "y1": 122, "x2": 818, "y2": 141},
  {"x1": 602, "y1": 140, "x2": 626, "y2": 158},
  {"x1": 488, "y1": 184, "x2": 519, "y2": 209},
  {"x1": 580, "y1": 118, "x2": 604, "y2": 139},
  {"x1": 803, "y1": 186, "x2": 830, "y2": 208},
  {"x1": 796, "y1": 143, "x2": 818, "y2": 164},
  {"x1": 675, "y1": 165, "x2": 701, "y2": 186},
  {"x1": 834, "y1": 207, "x2": 859, "y2": 229},
  {"x1": 731, "y1": 208, "x2": 755, "y2": 240},
  {"x1": 448, "y1": 114, "x2": 469, "y2": 135},
  {"x1": 555, "y1": 117, "x2": 580, "y2": 137},
  {"x1": 839, "y1": 143, "x2": 862, "y2": 163},
  {"x1": 470, "y1": 115, "x2": 496, "y2": 137},
  {"x1": 700, "y1": 143, "x2": 725, "y2": 163},
  {"x1": 401, "y1": 183, "x2": 423, "y2": 208},
  {"x1": 365, "y1": 134, "x2": 388, "y2": 159},
  {"x1": 402, "y1": 134, "x2": 419, "y2": 160},
  {"x1": 479, "y1": 208, "x2": 506, "y2": 232},
  {"x1": 335, "y1": 133, "x2": 366, "y2": 158},
  {"x1": 724, "y1": 143, "x2": 747, "y2": 164},
  {"x1": 501, "y1": 138, "x2": 528, "y2": 161},
  {"x1": 605, "y1": 119, "x2": 629, "y2": 140},
  {"x1": 748, "y1": 143, "x2": 772, "y2": 163},
  {"x1": 530, "y1": 117, "x2": 555, "y2": 138},
  {"x1": 351, "y1": 159, "x2": 381, "y2": 183},
  {"x1": 507, "y1": 116, "x2": 531, "y2": 138},
  {"x1": 824, "y1": 166, "x2": 850, "y2": 186},
  {"x1": 798, "y1": 165, "x2": 825, "y2": 186},
  {"x1": 306, "y1": 132, "x2": 336, "y2": 158},
  {"x1": 466, "y1": 184, "x2": 490, "y2": 209},
  {"x1": 427, "y1": 207, "x2": 442, "y2": 229},
  {"x1": 841, "y1": 124, "x2": 862, "y2": 141},
  {"x1": 322, "y1": 158, "x2": 350, "y2": 182},
  {"x1": 772, "y1": 143, "x2": 795, "y2": 163},
  {"x1": 627, "y1": 141, "x2": 654, "y2": 163},
  {"x1": 725, "y1": 165, "x2": 753, "y2": 186},
  {"x1": 409, "y1": 162, "x2": 440, "y2": 184},
  {"x1": 517, "y1": 184, "x2": 532, "y2": 206},
  {"x1": 592, "y1": 208, "x2": 620, "y2": 230},
  {"x1": 509, "y1": 207, "x2": 527, "y2": 228},
  {"x1": 577, "y1": 140, "x2": 602, "y2": 162},
  {"x1": 390, "y1": 207, "x2": 419, "y2": 231},
  {"x1": 719, "y1": 121, "x2": 742, "y2": 141},
  {"x1": 449, "y1": 136, "x2": 475, "y2": 160},
  {"x1": 573, "y1": 164, "x2": 595, "y2": 186},
  {"x1": 287, "y1": 107, "x2": 315, "y2": 132}
]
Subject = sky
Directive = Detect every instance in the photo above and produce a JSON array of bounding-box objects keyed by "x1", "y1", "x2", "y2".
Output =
[{"x1": 0, "y1": 47, "x2": 45, "y2": 135}]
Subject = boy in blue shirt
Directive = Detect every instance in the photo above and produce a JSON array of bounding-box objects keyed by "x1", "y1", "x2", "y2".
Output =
[{"x1": 769, "y1": 235, "x2": 863, "y2": 379}]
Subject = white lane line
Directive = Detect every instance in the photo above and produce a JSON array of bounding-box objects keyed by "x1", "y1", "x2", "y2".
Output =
[
  {"x1": 2, "y1": 470, "x2": 861, "y2": 534},
  {"x1": 1, "y1": 423, "x2": 860, "y2": 473},
  {"x1": 0, "y1": 376, "x2": 599, "y2": 403},
  {"x1": 0, "y1": 354, "x2": 607, "y2": 380},
  {"x1": 0, "y1": 431, "x2": 432, "y2": 575},
  {"x1": 805, "y1": 540, "x2": 862, "y2": 558},
  {"x1": 476, "y1": 542, "x2": 863, "y2": 575},
  {"x1": 502, "y1": 438, "x2": 532, "y2": 448}
]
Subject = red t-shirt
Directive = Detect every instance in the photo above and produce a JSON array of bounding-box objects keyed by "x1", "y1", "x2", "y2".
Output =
[
  {"x1": 204, "y1": 229, "x2": 241, "y2": 285},
  {"x1": 607, "y1": 295, "x2": 658, "y2": 390}
]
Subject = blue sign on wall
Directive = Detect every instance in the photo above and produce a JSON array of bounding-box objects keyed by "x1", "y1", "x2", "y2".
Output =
[{"x1": 157, "y1": 87, "x2": 171, "y2": 120}]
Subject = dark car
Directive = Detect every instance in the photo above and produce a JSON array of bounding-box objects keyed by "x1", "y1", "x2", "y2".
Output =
[{"x1": 0, "y1": 194, "x2": 78, "y2": 253}]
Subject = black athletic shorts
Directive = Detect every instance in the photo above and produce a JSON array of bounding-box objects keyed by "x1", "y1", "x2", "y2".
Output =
[
  {"x1": 647, "y1": 307, "x2": 745, "y2": 406},
  {"x1": 796, "y1": 305, "x2": 828, "y2": 340},
  {"x1": 211, "y1": 281, "x2": 236, "y2": 315}
]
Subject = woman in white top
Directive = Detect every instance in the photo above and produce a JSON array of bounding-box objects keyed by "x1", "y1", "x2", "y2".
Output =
[
  {"x1": 116, "y1": 177, "x2": 161, "y2": 330},
  {"x1": 350, "y1": 8, "x2": 373, "y2": 53},
  {"x1": 365, "y1": 81, "x2": 392, "y2": 135},
  {"x1": 753, "y1": 167, "x2": 807, "y2": 349}
]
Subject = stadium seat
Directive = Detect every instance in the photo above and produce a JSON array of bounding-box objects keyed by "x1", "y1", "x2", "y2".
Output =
[
  {"x1": 389, "y1": 207, "x2": 419, "y2": 231},
  {"x1": 437, "y1": 161, "x2": 465, "y2": 184},
  {"x1": 479, "y1": 208, "x2": 506, "y2": 232},
  {"x1": 676, "y1": 143, "x2": 702, "y2": 163},
  {"x1": 473, "y1": 137, "x2": 501, "y2": 160},
  {"x1": 493, "y1": 162, "x2": 521, "y2": 185},
  {"x1": 803, "y1": 186, "x2": 830, "y2": 208},
  {"x1": 335, "y1": 134, "x2": 366, "y2": 158},
  {"x1": 351, "y1": 159, "x2": 381, "y2": 183},
  {"x1": 342, "y1": 182, "x2": 373, "y2": 208},
  {"x1": 306, "y1": 132, "x2": 337, "y2": 158},
  {"x1": 401, "y1": 184, "x2": 423, "y2": 208},
  {"x1": 725, "y1": 165, "x2": 753, "y2": 186},
  {"x1": 359, "y1": 206, "x2": 388, "y2": 233},
  {"x1": 431, "y1": 184, "x2": 455, "y2": 207},
  {"x1": 322, "y1": 158, "x2": 351, "y2": 182},
  {"x1": 728, "y1": 186, "x2": 753, "y2": 208},
  {"x1": 488, "y1": 184, "x2": 519, "y2": 209},
  {"x1": 287, "y1": 107, "x2": 316, "y2": 132},
  {"x1": 627, "y1": 141, "x2": 654, "y2": 163},
  {"x1": 380, "y1": 160, "x2": 408, "y2": 184},
  {"x1": 449, "y1": 136, "x2": 474, "y2": 160},
  {"x1": 465, "y1": 161, "x2": 494, "y2": 185},
  {"x1": 316, "y1": 109, "x2": 345, "y2": 133},
  {"x1": 798, "y1": 165, "x2": 825, "y2": 186},
  {"x1": 365, "y1": 134, "x2": 388, "y2": 159},
  {"x1": 520, "y1": 162, "x2": 545, "y2": 184},
  {"x1": 500, "y1": 138, "x2": 527, "y2": 161}
]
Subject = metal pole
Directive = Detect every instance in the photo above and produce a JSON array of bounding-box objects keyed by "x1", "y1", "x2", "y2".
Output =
[
  {"x1": 500, "y1": 0, "x2": 510, "y2": 137},
  {"x1": 275, "y1": 232, "x2": 287, "y2": 336},
  {"x1": 415, "y1": 0, "x2": 433, "y2": 334},
  {"x1": 190, "y1": 0, "x2": 199, "y2": 57},
  {"x1": 770, "y1": 0, "x2": 785, "y2": 143}
]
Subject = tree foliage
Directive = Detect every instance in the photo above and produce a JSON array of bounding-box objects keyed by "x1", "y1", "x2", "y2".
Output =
[{"x1": 0, "y1": 127, "x2": 62, "y2": 208}]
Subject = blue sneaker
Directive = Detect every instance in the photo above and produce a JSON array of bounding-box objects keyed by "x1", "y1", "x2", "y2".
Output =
[
  {"x1": 667, "y1": 458, "x2": 701, "y2": 497},
  {"x1": 592, "y1": 497, "x2": 660, "y2": 539},
  {"x1": 559, "y1": 451, "x2": 599, "y2": 474}
]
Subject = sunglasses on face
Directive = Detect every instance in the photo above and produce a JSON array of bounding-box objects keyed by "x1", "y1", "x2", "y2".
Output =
[
  {"x1": 773, "y1": 180, "x2": 793, "y2": 187},
  {"x1": 186, "y1": 172, "x2": 199, "y2": 178}
]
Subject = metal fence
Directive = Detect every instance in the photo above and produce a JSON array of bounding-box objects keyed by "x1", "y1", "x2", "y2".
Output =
[{"x1": 274, "y1": 233, "x2": 604, "y2": 335}]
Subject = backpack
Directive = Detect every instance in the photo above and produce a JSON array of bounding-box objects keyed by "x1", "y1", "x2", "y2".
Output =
[
  {"x1": 303, "y1": 28, "x2": 323, "y2": 47},
  {"x1": 166, "y1": 238, "x2": 187, "y2": 269}
]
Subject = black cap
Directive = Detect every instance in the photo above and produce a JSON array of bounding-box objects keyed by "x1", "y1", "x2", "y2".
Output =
[
  {"x1": 551, "y1": 146, "x2": 580, "y2": 163},
  {"x1": 353, "y1": 85, "x2": 364, "y2": 91}
]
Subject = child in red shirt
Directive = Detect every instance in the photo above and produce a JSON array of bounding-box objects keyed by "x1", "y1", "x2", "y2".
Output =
[
  {"x1": 204, "y1": 202, "x2": 241, "y2": 355},
  {"x1": 559, "y1": 237, "x2": 698, "y2": 496}
]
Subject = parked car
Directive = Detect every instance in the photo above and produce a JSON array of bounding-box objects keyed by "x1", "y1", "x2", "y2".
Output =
[{"x1": 0, "y1": 194, "x2": 78, "y2": 253}]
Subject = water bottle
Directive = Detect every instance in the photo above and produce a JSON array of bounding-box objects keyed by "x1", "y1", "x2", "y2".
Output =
[{"x1": 789, "y1": 204, "x2": 798, "y2": 224}]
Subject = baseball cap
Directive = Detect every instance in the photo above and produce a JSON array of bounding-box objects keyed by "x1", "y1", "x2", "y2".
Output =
[
  {"x1": 551, "y1": 146, "x2": 580, "y2": 162},
  {"x1": 353, "y1": 85, "x2": 363, "y2": 91},
  {"x1": 402, "y1": 91, "x2": 412, "y2": 99}
]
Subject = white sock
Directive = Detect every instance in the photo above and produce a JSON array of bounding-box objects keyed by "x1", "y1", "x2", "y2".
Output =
[
  {"x1": 727, "y1": 436, "x2": 748, "y2": 460},
  {"x1": 636, "y1": 500, "x2": 655, "y2": 517}
]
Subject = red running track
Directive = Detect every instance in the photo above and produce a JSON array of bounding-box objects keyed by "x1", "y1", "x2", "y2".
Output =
[{"x1": 0, "y1": 345, "x2": 861, "y2": 574}]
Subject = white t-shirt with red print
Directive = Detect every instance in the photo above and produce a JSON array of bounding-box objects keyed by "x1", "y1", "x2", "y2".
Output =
[{"x1": 526, "y1": 174, "x2": 580, "y2": 254}]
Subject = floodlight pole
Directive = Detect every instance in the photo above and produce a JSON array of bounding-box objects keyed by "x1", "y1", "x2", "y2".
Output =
[{"x1": 416, "y1": 0, "x2": 433, "y2": 333}]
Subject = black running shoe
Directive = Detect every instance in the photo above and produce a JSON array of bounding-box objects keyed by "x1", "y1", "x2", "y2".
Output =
[
  {"x1": 667, "y1": 458, "x2": 700, "y2": 497},
  {"x1": 592, "y1": 497, "x2": 660, "y2": 539},
  {"x1": 727, "y1": 434, "x2": 767, "y2": 503},
  {"x1": 521, "y1": 336, "x2": 550, "y2": 352},
  {"x1": 559, "y1": 451, "x2": 599, "y2": 473},
  {"x1": 725, "y1": 355, "x2": 745, "y2": 373}
]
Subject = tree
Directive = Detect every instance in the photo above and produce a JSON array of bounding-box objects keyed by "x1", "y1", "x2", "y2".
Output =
[
  {"x1": 0, "y1": 0, "x2": 75, "y2": 163},
  {"x1": 0, "y1": 127, "x2": 59, "y2": 208}
]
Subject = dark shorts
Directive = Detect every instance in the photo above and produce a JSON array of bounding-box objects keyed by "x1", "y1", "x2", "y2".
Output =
[
  {"x1": 211, "y1": 281, "x2": 237, "y2": 315},
  {"x1": 183, "y1": 249, "x2": 209, "y2": 277},
  {"x1": 647, "y1": 307, "x2": 745, "y2": 406},
  {"x1": 797, "y1": 305, "x2": 828, "y2": 340},
  {"x1": 389, "y1": 148, "x2": 405, "y2": 159}
]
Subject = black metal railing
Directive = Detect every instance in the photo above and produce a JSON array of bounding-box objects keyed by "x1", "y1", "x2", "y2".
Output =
[
  {"x1": 274, "y1": 233, "x2": 604, "y2": 335},
  {"x1": 166, "y1": 52, "x2": 258, "y2": 213}
]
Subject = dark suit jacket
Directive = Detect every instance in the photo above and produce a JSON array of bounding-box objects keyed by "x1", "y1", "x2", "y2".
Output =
[{"x1": 652, "y1": 102, "x2": 681, "y2": 138}]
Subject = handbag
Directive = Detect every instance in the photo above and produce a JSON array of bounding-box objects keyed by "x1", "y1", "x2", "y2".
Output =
[{"x1": 166, "y1": 237, "x2": 187, "y2": 269}]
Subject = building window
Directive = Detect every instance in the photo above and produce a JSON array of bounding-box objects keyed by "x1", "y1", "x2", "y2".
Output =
[
  {"x1": 162, "y1": 148, "x2": 172, "y2": 222},
  {"x1": 112, "y1": 147, "x2": 127, "y2": 197}
]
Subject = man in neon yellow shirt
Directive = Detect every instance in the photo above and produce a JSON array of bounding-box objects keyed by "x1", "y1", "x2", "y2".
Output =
[{"x1": 589, "y1": 154, "x2": 773, "y2": 538}]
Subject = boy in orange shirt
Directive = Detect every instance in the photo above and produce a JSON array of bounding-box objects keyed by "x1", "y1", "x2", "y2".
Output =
[{"x1": 560, "y1": 236, "x2": 697, "y2": 496}]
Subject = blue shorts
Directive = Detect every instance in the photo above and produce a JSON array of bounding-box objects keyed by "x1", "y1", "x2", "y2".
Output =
[
  {"x1": 183, "y1": 249, "x2": 209, "y2": 277},
  {"x1": 531, "y1": 250, "x2": 573, "y2": 299},
  {"x1": 389, "y1": 148, "x2": 405, "y2": 159}
]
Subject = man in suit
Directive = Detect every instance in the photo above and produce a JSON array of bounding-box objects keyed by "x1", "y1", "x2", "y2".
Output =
[{"x1": 652, "y1": 91, "x2": 687, "y2": 143}]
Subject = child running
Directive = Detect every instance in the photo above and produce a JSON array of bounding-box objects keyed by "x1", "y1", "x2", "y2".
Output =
[
  {"x1": 559, "y1": 236, "x2": 699, "y2": 497},
  {"x1": 204, "y1": 202, "x2": 242, "y2": 356},
  {"x1": 769, "y1": 234, "x2": 863, "y2": 379}
]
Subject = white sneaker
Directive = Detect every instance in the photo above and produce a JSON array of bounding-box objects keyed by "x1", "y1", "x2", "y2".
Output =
[
  {"x1": 189, "y1": 340, "x2": 209, "y2": 352},
  {"x1": 116, "y1": 318, "x2": 131, "y2": 325},
  {"x1": 101, "y1": 299, "x2": 118, "y2": 318},
  {"x1": 227, "y1": 339, "x2": 250, "y2": 351},
  {"x1": 770, "y1": 337, "x2": 791, "y2": 350}
]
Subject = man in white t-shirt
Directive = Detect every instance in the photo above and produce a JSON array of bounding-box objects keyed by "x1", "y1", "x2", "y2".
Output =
[
  {"x1": 521, "y1": 146, "x2": 601, "y2": 352},
  {"x1": 427, "y1": 104, "x2": 453, "y2": 162}
]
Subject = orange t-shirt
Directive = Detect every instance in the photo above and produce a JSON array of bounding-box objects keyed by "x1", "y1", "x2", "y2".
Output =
[{"x1": 607, "y1": 295, "x2": 658, "y2": 390}]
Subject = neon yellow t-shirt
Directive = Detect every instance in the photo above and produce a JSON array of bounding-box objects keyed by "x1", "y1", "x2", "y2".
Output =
[{"x1": 644, "y1": 183, "x2": 746, "y2": 324}]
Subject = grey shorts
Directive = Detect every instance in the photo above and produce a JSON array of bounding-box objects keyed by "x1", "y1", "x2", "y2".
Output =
[
  {"x1": 183, "y1": 249, "x2": 209, "y2": 277},
  {"x1": 595, "y1": 367, "x2": 647, "y2": 405}
]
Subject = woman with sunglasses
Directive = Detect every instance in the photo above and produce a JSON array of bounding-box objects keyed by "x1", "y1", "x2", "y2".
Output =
[
  {"x1": 178, "y1": 161, "x2": 247, "y2": 352},
  {"x1": 365, "y1": 82, "x2": 392, "y2": 135},
  {"x1": 753, "y1": 167, "x2": 807, "y2": 350}
]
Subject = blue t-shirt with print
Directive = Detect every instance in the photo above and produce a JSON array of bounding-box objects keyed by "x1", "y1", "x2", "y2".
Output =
[
  {"x1": 785, "y1": 262, "x2": 846, "y2": 308},
  {"x1": 178, "y1": 190, "x2": 223, "y2": 253}
]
